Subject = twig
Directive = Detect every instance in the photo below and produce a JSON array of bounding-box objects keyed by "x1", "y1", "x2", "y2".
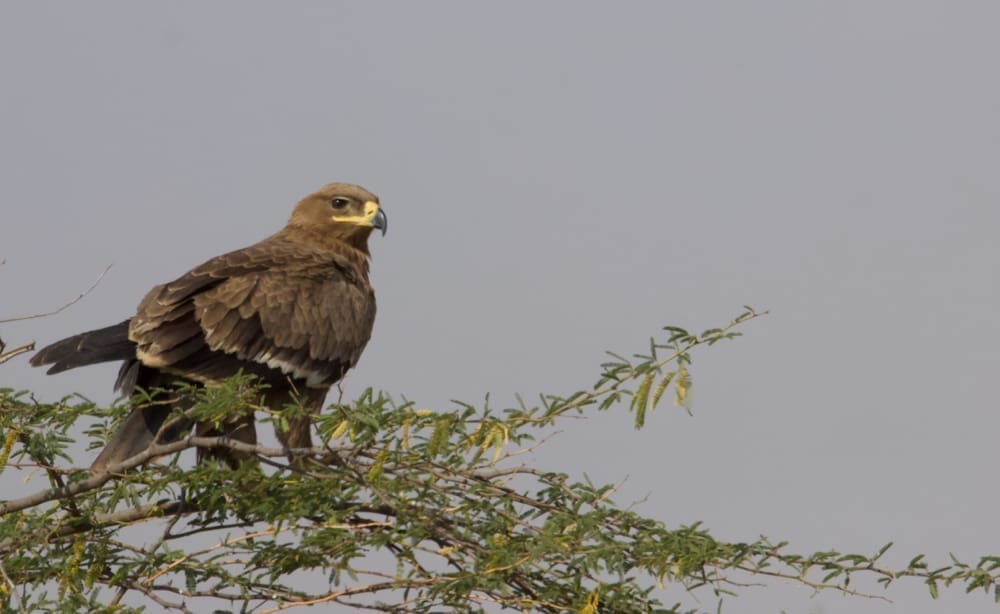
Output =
[
  {"x1": 0, "y1": 436, "x2": 352, "y2": 516},
  {"x1": 731, "y1": 564, "x2": 891, "y2": 601},
  {"x1": 260, "y1": 578, "x2": 442, "y2": 613},
  {"x1": 0, "y1": 264, "x2": 112, "y2": 324},
  {"x1": 0, "y1": 340, "x2": 34, "y2": 365},
  {"x1": 112, "y1": 512, "x2": 186, "y2": 605},
  {"x1": 123, "y1": 579, "x2": 192, "y2": 613},
  {"x1": 0, "y1": 561, "x2": 27, "y2": 612},
  {"x1": 0, "y1": 501, "x2": 196, "y2": 555}
]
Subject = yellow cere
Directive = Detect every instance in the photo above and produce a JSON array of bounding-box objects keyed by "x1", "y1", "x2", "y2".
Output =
[{"x1": 331, "y1": 201, "x2": 381, "y2": 226}]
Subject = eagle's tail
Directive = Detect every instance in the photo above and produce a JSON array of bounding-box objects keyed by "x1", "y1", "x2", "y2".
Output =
[
  {"x1": 27, "y1": 320, "x2": 184, "y2": 472},
  {"x1": 30, "y1": 319, "x2": 258, "y2": 473},
  {"x1": 90, "y1": 391, "x2": 257, "y2": 473},
  {"x1": 29, "y1": 320, "x2": 135, "y2": 374},
  {"x1": 89, "y1": 400, "x2": 194, "y2": 473}
]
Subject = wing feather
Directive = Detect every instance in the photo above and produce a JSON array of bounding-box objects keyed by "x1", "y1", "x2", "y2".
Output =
[{"x1": 130, "y1": 234, "x2": 375, "y2": 388}]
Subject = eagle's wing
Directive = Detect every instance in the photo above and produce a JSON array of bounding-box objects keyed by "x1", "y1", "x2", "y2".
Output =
[{"x1": 130, "y1": 236, "x2": 376, "y2": 389}]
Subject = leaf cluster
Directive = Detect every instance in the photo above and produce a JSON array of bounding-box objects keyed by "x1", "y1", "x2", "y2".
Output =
[{"x1": 3, "y1": 308, "x2": 998, "y2": 612}]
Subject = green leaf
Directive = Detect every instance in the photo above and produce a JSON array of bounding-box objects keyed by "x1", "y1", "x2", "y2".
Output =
[
  {"x1": 651, "y1": 371, "x2": 675, "y2": 410},
  {"x1": 631, "y1": 372, "x2": 655, "y2": 429}
]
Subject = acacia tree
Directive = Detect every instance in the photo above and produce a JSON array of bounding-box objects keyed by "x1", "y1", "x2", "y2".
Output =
[{"x1": 1, "y1": 307, "x2": 998, "y2": 613}]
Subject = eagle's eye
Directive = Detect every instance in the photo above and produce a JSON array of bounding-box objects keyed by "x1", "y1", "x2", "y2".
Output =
[{"x1": 330, "y1": 198, "x2": 351, "y2": 209}]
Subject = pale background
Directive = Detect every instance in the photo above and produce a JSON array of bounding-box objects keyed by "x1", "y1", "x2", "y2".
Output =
[{"x1": 2, "y1": 3, "x2": 999, "y2": 613}]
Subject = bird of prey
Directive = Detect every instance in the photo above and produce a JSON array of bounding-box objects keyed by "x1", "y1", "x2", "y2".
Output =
[{"x1": 31, "y1": 182, "x2": 387, "y2": 473}]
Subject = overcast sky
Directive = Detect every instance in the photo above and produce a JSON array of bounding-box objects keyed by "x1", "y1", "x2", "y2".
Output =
[{"x1": 3, "y1": 3, "x2": 999, "y2": 612}]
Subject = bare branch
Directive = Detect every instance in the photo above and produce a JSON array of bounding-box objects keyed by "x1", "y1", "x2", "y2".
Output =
[
  {"x1": 122, "y1": 579, "x2": 192, "y2": 613},
  {"x1": 260, "y1": 579, "x2": 443, "y2": 613},
  {"x1": 0, "y1": 340, "x2": 34, "y2": 365},
  {"x1": 0, "y1": 264, "x2": 112, "y2": 324},
  {"x1": 0, "y1": 501, "x2": 196, "y2": 555}
]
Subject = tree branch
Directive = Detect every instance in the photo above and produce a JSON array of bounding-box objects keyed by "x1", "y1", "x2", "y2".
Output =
[
  {"x1": 0, "y1": 264, "x2": 112, "y2": 324},
  {"x1": 0, "y1": 436, "x2": 351, "y2": 516},
  {"x1": 0, "y1": 339, "x2": 34, "y2": 365}
]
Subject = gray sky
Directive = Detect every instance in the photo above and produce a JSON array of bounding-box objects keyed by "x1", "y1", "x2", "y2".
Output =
[{"x1": 2, "y1": 3, "x2": 999, "y2": 612}]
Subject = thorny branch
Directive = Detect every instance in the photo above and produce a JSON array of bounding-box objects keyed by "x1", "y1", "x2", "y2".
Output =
[
  {"x1": 0, "y1": 263, "x2": 112, "y2": 364},
  {"x1": 0, "y1": 264, "x2": 112, "y2": 324}
]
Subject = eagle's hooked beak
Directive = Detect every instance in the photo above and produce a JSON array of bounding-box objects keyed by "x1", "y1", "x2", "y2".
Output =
[{"x1": 369, "y1": 204, "x2": 388, "y2": 236}]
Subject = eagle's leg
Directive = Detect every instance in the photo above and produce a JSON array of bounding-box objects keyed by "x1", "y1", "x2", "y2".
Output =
[
  {"x1": 195, "y1": 413, "x2": 258, "y2": 468},
  {"x1": 269, "y1": 386, "x2": 326, "y2": 469}
]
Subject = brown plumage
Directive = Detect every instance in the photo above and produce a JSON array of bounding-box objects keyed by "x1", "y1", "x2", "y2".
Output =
[{"x1": 31, "y1": 182, "x2": 387, "y2": 472}]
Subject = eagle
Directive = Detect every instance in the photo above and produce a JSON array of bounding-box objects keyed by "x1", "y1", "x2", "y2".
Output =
[{"x1": 30, "y1": 182, "x2": 386, "y2": 473}]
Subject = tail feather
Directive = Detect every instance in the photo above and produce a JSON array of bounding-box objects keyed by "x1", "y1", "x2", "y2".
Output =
[
  {"x1": 89, "y1": 401, "x2": 194, "y2": 473},
  {"x1": 30, "y1": 320, "x2": 135, "y2": 374},
  {"x1": 91, "y1": 392, "x2": 258, "y2": 472},
  {"x1": 31, "y1": 319, "x2": 260, "y2": 472}
]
